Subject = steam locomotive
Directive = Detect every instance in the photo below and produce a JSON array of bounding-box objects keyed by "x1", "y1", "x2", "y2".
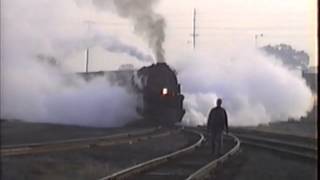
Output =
[
  {"x1": 77, "y1": 62, "x2": 185, "y2": 125},
  {"x1": 132, "y1": 63, "x2": 185, "y2": 125}
]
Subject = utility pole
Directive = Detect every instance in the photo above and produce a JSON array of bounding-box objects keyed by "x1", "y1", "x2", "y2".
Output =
[
  {"x1": 84, "y1": 20, "x2": 94, "y2": 73},
  {"x1": 86, "y1": 48, "x2": 89, "y2": 73},
  {"x1": 191, "y1": 8, "x2": 198, "y2": 50}
]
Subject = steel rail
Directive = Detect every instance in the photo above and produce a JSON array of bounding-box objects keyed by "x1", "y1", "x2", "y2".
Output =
[
  {"x1": 2, "y1": 127, "x2": 160, "y2": 149},
  {"x1": 239, "y1": 136, "x2": 317, "y2": 160},
  {"x1": 235, "y1": 134, "x2": 317, "y2": 152},
  {"x1": 231, "y1": 128, "x2": 317, "y2": 161},
  {"x1": 98, "y1": 128, "x2": 205, "y2": 180},
  {"x1": 230, "y1": 128, "x2": 317, "y2": 144},
  {"x1": 186, "y1": 133, "x2": 241, "y2": 180},
  {"x1": 1, "y1": 127, "x2": 175, "y2": 156}
]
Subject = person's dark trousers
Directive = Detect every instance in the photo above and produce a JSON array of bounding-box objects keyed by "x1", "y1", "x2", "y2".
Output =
[{"x1": 210, "y1": 130, "x2": 223, "y2": 155}]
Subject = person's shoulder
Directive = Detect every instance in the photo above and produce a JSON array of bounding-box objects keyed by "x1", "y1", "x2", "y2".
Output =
[
  {"x1": 209, "y1": 107, "x2": 216, "y2": 113},
  {"x1": 210, "y1": 107, "x2": 219, "y2": 113},
  {"x1": 211, "y1": 107, "x2": 219, "y2": 111},
  {"x1": 215, "y1": 106, "x2": 226, "y2": 111}
]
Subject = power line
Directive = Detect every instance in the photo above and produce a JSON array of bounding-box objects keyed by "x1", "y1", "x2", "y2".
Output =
[{"x1": 84, "y1": 20, "x2": 309, "y2": 30}]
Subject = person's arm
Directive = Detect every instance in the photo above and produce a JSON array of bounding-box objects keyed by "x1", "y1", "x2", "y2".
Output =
[
  {"x1": 207, "y1": 110, "x2": 212, "y2": 132},
  {"x1": 224, "y1": 109, "x2": 229, "y2": 133}
]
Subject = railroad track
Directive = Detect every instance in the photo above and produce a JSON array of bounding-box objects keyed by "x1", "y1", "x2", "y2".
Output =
[
  {"x1": 230, "y1": 128, "x2": 317, "y2": 146},
  {"x1": 98, "y1": 128, "x2": 240, "y2": 180},
  {"x1": 1, "y1": 127, "x2": 175, "y2": 157},
  {"x1": 232, "y1": 129, "x2": 317, "y2": 161}
]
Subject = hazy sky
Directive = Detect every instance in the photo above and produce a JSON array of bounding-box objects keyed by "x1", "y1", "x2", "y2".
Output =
[{"x1": 62, "y1": 0, "x2": 317, "y2": 71}]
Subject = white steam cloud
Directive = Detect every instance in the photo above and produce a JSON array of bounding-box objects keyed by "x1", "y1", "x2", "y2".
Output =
[
  {"x1": 173, "y1": 48, "x2": 313, "y2": 126},
  {"x1": 1, "y1": 0, "x2": 313, "y2": 128},
  {"x1": 57, "y1": 31, "x2": 154, "y2": 62},
  {"x1": 1, "y1": 0, "x2": 144, "y2": 127}
]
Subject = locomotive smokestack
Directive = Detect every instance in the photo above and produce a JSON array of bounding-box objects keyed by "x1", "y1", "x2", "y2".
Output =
[{"x1": 92, "y1": 0, "x2": 166, "y2": 62}]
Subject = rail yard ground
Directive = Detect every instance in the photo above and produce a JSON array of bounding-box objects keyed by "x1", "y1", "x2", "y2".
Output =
[
  {"x1": 0, "y1": 105, "x2": 317, "y2": 180},
  {"x1": 210, "y1": 145, "x2": 317, "y2": 180},
  {"x1": 0, "y1": 119, "x2": 155, "y2": 145},
  {"x1": 1, "y1": 126, "x2": 199, "y2": 180}
]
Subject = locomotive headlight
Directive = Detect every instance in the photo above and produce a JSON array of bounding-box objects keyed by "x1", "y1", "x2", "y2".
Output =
[{"x1": 162, "y1": 88, "x2": 168, "y2": 95}]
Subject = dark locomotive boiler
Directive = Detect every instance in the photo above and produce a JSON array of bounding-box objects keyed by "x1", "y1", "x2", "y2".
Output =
[
  {"x1": 77, "y1": 62, "x2": 185, "y2": 125},
  {"x1": 132, "y1": 63, "x2": 185, "y2": 125}
]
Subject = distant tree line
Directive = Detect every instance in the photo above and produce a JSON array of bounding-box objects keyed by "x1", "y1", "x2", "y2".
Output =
[{"x1": 261, "y1": 43, "x2": 309, "y2": 70}]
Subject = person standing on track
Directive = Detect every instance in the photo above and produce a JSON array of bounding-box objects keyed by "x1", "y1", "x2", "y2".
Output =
[{"x1": 207, "y1": 98, "x2": 229, "y2": 156}]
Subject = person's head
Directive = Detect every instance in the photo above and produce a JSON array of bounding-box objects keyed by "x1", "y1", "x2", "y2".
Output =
[{"x1": 216, "y1": 98, "x2": 222, "y2": 107}]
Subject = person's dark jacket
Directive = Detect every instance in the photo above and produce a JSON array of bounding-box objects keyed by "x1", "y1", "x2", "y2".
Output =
[{"x1": 207, "y1": 106, "x2": 228, "y2": 134}]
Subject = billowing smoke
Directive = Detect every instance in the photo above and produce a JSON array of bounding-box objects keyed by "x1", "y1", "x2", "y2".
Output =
[
  {"x1": 92, "y1": 0, "x2": 166, "y2": 62},
  {"x1": 0, "y1": 0, "x2": 144, "y2": 127},
  {"x1": 57, "y1": 31, "x2": 153, "y2": 62},
  {"x1": 172, "y1": 48, "x2": 313, "y2": 127},
  {"x1": 102, "y1": 38, "x2": 153, "y2": 62}
]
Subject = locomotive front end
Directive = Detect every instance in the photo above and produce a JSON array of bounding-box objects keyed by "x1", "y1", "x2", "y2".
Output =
[{"x1": 132, "y1": 63, "x2": 185, "y2": 125}]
